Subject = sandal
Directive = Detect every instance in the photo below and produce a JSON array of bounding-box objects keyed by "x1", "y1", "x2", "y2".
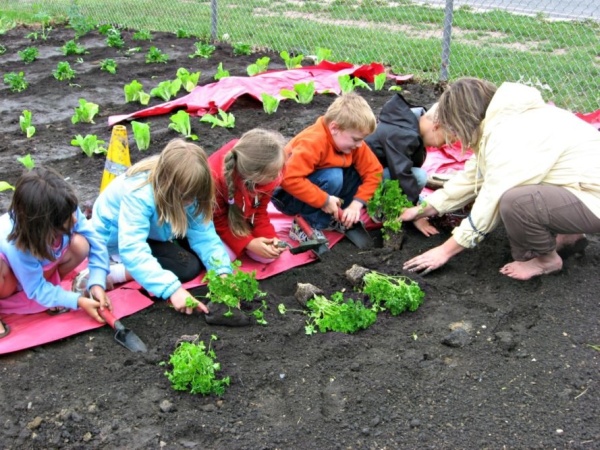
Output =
[
  {"x1": 71, "y1": 268, "x2": 90, "y2": 296},
  {"x1": 46, "y1": 307, "x2": 70, "y2": 316},
  {"x1": 0, "y1": 319, "x2": 11, "y2": 339}
]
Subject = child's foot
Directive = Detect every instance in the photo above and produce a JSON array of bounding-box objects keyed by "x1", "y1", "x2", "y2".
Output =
[
  {"x1": 0, "y1": 319, "x2": 10, "y2": 339},
  {"x1": 46, "y1": 307, "x2": 70, "y2": 316},
  {"x1": 499, "y1": 252, "x2": 563, "y2": 280}
]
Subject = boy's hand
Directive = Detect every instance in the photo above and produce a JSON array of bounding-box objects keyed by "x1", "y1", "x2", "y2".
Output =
[
  {"x1": 322, "y1": 196, "x2": 342, "y2": 216},
  {"x1": 414, "y1": 217, "x2": 439, "y2": 237},
  {"x1": 338, "y1": 200, "x2": 363, "y2": 228}
]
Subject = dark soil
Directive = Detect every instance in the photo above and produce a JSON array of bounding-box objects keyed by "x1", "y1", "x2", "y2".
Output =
[{"x1": 1, "y1": 24, "x2": 599, "y2": 450}]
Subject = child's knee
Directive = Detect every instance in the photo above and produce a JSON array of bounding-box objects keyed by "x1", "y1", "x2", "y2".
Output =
[
  {"x1": 67, "y1": 233, "x2": 90, "y2": 262},
  {"x1": 0, "y1": 256, "x2": 18, "y2": 298}
]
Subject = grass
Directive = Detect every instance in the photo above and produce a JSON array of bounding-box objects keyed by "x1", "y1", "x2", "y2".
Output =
[{"x1": 1, "y1": 0, "x2": 598, "y2": 111}]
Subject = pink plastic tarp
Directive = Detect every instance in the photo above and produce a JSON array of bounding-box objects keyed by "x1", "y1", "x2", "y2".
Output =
[{"x1": 108, "y1": 61, "x2": 387, "y2": 126}]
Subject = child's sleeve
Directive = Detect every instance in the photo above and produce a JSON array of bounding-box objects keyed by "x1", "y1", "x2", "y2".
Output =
[
  {"x1": 73, "y1": 208, "x2": 109, "y2": 290},
  {"x1": 187, "y1": 213, "x2": 232, "y2": 275}
]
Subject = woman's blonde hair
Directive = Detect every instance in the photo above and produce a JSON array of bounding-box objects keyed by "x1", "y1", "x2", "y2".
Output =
[
  {"x1": 436, "y1": 77, "x2": 497, "y2": 150},
  {"x1": 223, "y1": 129, "x2": 286, "y2": 237},
  {"x1": 128, "y1": 139, "x2": 214, "y2": 237},
  {"x1": 324, "y1": 93, "x2": 376, "y2": 134}
]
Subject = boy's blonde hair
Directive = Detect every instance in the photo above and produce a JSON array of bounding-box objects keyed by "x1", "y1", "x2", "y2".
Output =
[
  {"x1": 223, "y1": 129, "x2": 286, "y2": 237},
  {"x1": 128, "y1": 139, "x2": 214, "y2": 237},
  {"x1": 324, "y1": 93, "x2": 376, "y2": 134}
]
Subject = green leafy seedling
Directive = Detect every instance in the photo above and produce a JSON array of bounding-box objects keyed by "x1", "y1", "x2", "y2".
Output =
[
  {"x1": 131, "y1": 121, "x2": 151, "y2": 151},
  {"x1": 280, "y1": 50, "x2": 303, "y2": 69},
  {"x1": 53, "y1": 61, "x2": 76, "y2": 81},
  {"x1": 200, "y1": 109, "x2": 235, "y2": 129},
  {"x1": 214, "y1": 62, "x2": 229, "y2": 81},
  {"x1": 189, "y1": 42, "x2": 215, "y2": 59},
  {"x1": 176, "y1": 68, "x2": 201, "y2": 93},
  {"x1": 146, "y1": 46, "x2": 168, "y2": 64},
  {"x1": 261, "y1": 93, "x2": 280, "y2": 114},
  {"x1": 19, "y1": 110, "x2": 35, "y2": 138},
  {"x1": 18, "y1": 47, "x2": 38, "y2": 63},
  {"x1": 361, "y1": 271, "x2": 425, "y2": 315},
  {"x1": 4, "y1": 72, "x2": 28, "y2": 93},
  {"x1": 176, "y1": 29, "x2": 191, "y2": 38},
  {"x1": 338, "y1": 74, "x2": 372, "y2": 94},
  {"x1": 71, "y1": 134, "x2": 107, "y2": 157},
  {"x1": 161, "y1": 335, "x2": 230, "y2": 395},
  {"x1": 124, "y1": 80, "x2": 150, "y2": 105},
  {"x1": 100, "y1": 59, "x2": 117, "y2": 74},
  {"x1": 374, "y1": 73, "x2": 387, "y2": 91},
  {"x1": 71, "y1": 99, "x2": 99, "y2": 124},
  {"x1": 305, "y1": 291, "x2": 377, "y2": 335},
  {"x1": 247, "y1": 56, "x2": 270, "y2": 76},
  {"x1": 0, "y1": 181, "x2": 15, "y2": 192},
  {"x1": 0, "y1": 45, "x2": 6, "y2": 55},
  {"x1": 367, "y1": 179, "x2": 413, "y2": 240},
  {"x1": 133, "y1": 30, "x2": 152, "y2": 40},
  {"x1": 17, "y1": 154, "x2": 35, "y2": 170},
  {"x1": 315, "y1": 47, "x2": 332, "y2": 63},
  {"x1": 169, "y1": 110, "x2": 198, "y2": 140},
  {"x1": 62, "y1": 40, "x2": 87, "y2": 56},
  {"x1": 106, "y1": 28, "x2": 124, "y2": 48},
  {"x1": 233, "y1": 42, "x2": 252, "y2": 56},
  {"x1": 150, "y1": 79, "x2": 182, "y2": 102}
]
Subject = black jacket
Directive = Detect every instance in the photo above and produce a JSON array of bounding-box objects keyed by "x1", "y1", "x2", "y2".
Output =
[{"x1": 365, "y1": 93, "x2": 426, "y2": 203}]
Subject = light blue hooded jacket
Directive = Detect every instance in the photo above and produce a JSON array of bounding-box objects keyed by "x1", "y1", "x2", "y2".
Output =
[{"x1": 92, "y1": 172, "x2": 231, "y2": 299}]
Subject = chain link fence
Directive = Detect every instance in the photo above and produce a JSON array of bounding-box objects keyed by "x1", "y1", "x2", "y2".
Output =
[{"x1": 4, "y1": 0, "x2": 600, "y2": 111}]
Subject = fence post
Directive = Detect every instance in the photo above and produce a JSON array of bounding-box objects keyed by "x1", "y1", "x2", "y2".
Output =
[
  {"x1": 440, "y1": 0, "x2": 454, "y2": 82},
  {"x1": 211, "y1": 0, "x2": 218, "y2": 42}
]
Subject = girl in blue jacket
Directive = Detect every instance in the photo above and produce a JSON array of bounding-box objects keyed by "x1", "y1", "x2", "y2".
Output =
[
  {"x1": 0, "y1": 167, "x2": 111, "y2": 338},
  {"x1": 92, "y1": 139, "x2": 232, "y2": 316}
]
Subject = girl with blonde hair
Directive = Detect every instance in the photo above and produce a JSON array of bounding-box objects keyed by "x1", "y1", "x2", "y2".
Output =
[
  {"x1": 92, "y1": 139, "x2": 232, "y2": 315},
  {"x1": 209, "y1": 128, "x2": 287, "y2": 262}
]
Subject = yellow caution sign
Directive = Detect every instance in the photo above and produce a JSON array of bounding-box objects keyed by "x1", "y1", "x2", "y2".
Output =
[{"x1": 100, "y1": 125, "x2": 131, "y2": 193}]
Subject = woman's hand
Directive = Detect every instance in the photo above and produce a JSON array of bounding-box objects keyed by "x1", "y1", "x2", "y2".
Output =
[
  {"x1": 403, "y1": 237, "x2": 465, "y2": 275},
  {"x1": 170, "y1": 287, "x2": 208, "y2": 314},
  {"x1": 247, "y1": 237, "x2": 284, "y2": 259}
]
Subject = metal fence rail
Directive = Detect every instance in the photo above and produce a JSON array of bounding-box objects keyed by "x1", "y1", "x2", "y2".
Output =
[{"x1": 3, "y1": 0, "x2": 599, "y2": 111}]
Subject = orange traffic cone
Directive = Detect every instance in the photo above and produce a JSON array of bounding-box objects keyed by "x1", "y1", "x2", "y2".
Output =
[{"x1": 100, "y1": 125, "x2": 131, "y2": 193}]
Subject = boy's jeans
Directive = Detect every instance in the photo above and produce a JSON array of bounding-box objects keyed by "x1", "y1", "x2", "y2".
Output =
[{"x1": 272, "y1": 167, "x2": 362, "y2": 230}]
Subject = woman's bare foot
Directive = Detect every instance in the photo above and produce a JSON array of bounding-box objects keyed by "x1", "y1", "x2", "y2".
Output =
[{"x1": 499, "y1": 251, "x2": 563, "y2": 280}]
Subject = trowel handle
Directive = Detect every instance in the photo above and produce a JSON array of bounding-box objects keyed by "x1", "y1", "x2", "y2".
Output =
[
  {"x1": 99, "y1": 308, "x2": 119, "y2": 329},
  {"x1": 294, "y1": 215, "x2": 316, "y2": 239}
]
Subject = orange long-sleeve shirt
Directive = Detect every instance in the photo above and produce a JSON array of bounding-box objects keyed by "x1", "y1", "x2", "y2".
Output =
[{"x1": 281, "y1": 116, "x2": 383, "y2": 208}]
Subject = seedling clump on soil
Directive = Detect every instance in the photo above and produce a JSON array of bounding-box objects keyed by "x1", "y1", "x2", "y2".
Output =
[
  {"x1": 4, "y1": 72, "x2": 28, "y2": 92},
  {"x1": 100, "y1": 59, "x2": 118, "y2": 74},
  {"x1": 106, "y1": 28, "x2": 124, "y2": 49},
  {"x1": 145, "y1": 46, "x2": 169, "y2": 64},
  {"x1": 214, "y1": 62, "x2": 230, "y2": 81},
  {"x1": 71, "y1": 134, "x2": 106, "y2": 157},
  {"x1": 53, "y1": 61, "x2": 76, "y2": 81},
  {"x1": 200, "y1": 109, "x2": 235, "y2": 129},
  {"x1": 247, "y1": 56, "x2": 270, "y2": 76},
  {"x1": 280, "y1": 81, "x2": 315, "y2": 105},
  {"x1": 169, "y1": 110, "x2": 198, "y2": 140},
  {"x1": 305, "y1": 291, "x2": 377, "y2": 335},
  {"x1": 161, "y1": 335, "x2": 230, "y2": 395},
  {"x1": 131, "y1": 121, "x2": 151, "y2": 151},
  {"x1": 18, "y1": 46, "x2": 39, "y2": 63},
  {"x1": 367, "y1": 179, "x2": 413, "y2": 240},
  {"x1": 202, "y1": 260, "x2": 267, "y2": 322},
  {"x1": 176, "y1": 68, "x2": 201, "y2": 92},
  {"x1": 189, "y1": 42, "x2": 215, "y2": 59},
  {"x1": 71, "y1": 99, "x2": 99, "y2": 124},
  {"x1": 62, "y1": 40, "x2": 87, "y2": 56},
  {"x1": 280, "y1": 50, "x2": 303, "y2": 69},
  {"x1": 315, "y1": 47, "x2": 332, "y2": 63},
  {"x1": 150, "y1": 79, "x2": 181, "y2": 101},
  {"x1": 19, "y1": 110, "x2": 35, "y2": 138},
  {"x1": 124, "y1": 80, "x2": 150, "y2": 105},
  {"x1": 132, "y1": 30, "x2": 152, "y2": 40},
  {"x1": 361, "y1": 271, "x2": 425, "y2": 315},
  {"x1": 338, "y1": 74, "x2": 372, "y2": 94},
  {"x1": 261, "y1": 93, "x2": 280, "y2": 114},
  {"x1": 17, "y1": 154, "x2": 35, "y2": 170}
]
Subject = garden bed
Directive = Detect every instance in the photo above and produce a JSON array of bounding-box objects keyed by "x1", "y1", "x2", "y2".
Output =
[{"x1": 0, "y1": 24, "x2": 598, "y2": 449}]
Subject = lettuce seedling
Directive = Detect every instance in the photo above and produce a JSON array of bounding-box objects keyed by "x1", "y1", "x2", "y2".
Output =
[
  {"x1": 150, "y1": 79, "x2": 182, "y2": 102},
  {"x1": 17, "y1": 154, "x2": 35, "y2": 170},
  {"x1": 176, "y1": 29, "x2": 191, "y2": 38},
  {"x1": 124, "y1": 80, "x2": 150, "y2": 105},
  {"x1": 361, "y1": 271, "x2": 425, "y2": 315},
  {"x1": 97, "y1": 24, "x2": 112, "y2": 35},
  {"x1": 189, "y1": 42, "x2": 215, "y2": 59},
  {"x1": 233, "y1": 42, "x2": 252, "y2": 56},
  {"x1": 261, "y1": 93, "x2": 280, "y2": 114},
  {"x1": 214, "y1": 62, "x2": 229, "y2": 81},
  {"x1": 19, "y1": 110, "x2": 35, "y2": 138},
  {"x1": 61, "y1": 40, "x2": 87, "y2": 56},
  {"x1": 18, "y1": 46, "x2": 38, "y2": 63},
  {"x1": 53, "y1": 61, "x2": 76, "y2": 81},
  {"x1": 71, "y1": 99, "x2": 99, "y2": 124},
  {"x1": 161, "y1": 335, "x2": 230, "y2": 395},
  {"x1": 169, "y1": 110, "x2": 198, "y2": 140},
  {"x1": 280, "y1": 81, "x2": 315, "y2": 105},
  {"x1": 0, "y1": 45, "x2": 6, "y2": 55},
  {"x1": 247, "y1": 56, "x2": 270, "y2": 76},
  {"x1": 4, "y1": 72, "x2": 28, "y2": 93},
  {"x1": 131, "y1": 121, "x2": 151, "y2": 151},
  {"x1": 200, "y1": 109, "x2": 235, "y2": 129},
  {"x1": 71, "y1": 134, "x2": 107, "y2": 157},
  {"x1": 374, "y1": 72, "x2": 386, "y2": 91},
  {"x1": 315, "y1": 47, "x2": 332, "y2": 63},
  {"x1": 338, "y1": 74, "x2": 372, "y2": 94},
  {"x1": 146, "y1": 46, "x2": 168, "y2": 64},
  {"x1": 367, "y1": 179, "x2": 413, "y2": 240},
  {"x1": 106, "y1": 28, "x2": 124, "y2": 48},
  {"x1": 280, "y1": 50, "x2": 303, "y2": 69},
  {"x1": 305, "y1": 291, "x2": 377, "y2": 335},
  {"x1": 0, "y1": 181, "x2": 15, "y2": 192},
  {"x1": 176, "y1": 68, "x2": 201, "y2": 92},
  {"x1": 132, "y1": 29, "x2": 152, "y2": 40},
  {"x1": 100, "y1": 59, "x2": 117, "y2": 74}
]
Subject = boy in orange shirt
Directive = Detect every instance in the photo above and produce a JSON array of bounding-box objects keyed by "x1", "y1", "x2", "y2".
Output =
[{"x1": 272, "y1": 93, "x2": 383, "y2": 241}]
